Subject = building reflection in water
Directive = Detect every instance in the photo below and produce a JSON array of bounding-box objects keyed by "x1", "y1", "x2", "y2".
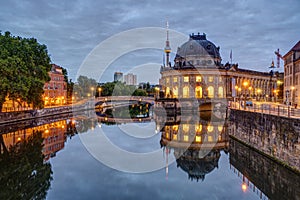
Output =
[
  {"x1": 156, "y1": 112, "x2": 229, "y2": 181},
  {"x1": 1, "y1": 120, "x2": 67, "y2": 160}
]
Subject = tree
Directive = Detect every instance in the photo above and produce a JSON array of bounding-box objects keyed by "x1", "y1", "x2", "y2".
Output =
[
  {"x1": 0, "y1": 131, "x2": 53, "y2": 199},
  {"x1": 100, "y1": 81, "x2": 147, "y2": 96},
  {"x1": 0, "y1": 31, "x2": 52, "y2": 110},
  {"x1": 74, "y1": 75, "x2": 97, "y2": 98}
]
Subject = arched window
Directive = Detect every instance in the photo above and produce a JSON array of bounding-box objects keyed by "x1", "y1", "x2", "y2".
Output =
[
  {"x1": 173, "y1": 86, "x2": 178, "y2": 98},
  {"x1": 195, "y1": 124, "x2": 202, "y2": 133},
  {"x1": 207, "y1": 125, "x2": 214, "y2": 132},
  {"x1": 207, "y1": 86, "x2": 214, "y2": 98},
  {"x1": 166, "y1": 87, "x2": 170, "y2": 98},
  {"x1": 195, "y1": 86, "x2": 202, "y2": 98},
  {"x1": 183, "y1": 86, "x2": 189, "y2": 98},
  {"x1": 182, "y1": 124, "x2": 189, "y2": 133},
  {"x1": 218, "y1": 86, "x2": 224, "y2": 98}
]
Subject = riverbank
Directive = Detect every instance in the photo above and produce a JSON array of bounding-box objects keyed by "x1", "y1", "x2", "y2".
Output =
[
  {"x1": 0, "y1": 100, "x2": 93, "y2": 125},
  {"x1": 230, "y1": 135, "x2": 300, "y2": 175}
]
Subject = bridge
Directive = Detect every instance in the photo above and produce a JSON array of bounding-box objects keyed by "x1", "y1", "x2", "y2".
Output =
[
  {"x1": 95, "y1": 96, "x2": 155, "y2": 104},
  {"x1": 97, "y1": 116, "x2": 151, "y2": 123}
]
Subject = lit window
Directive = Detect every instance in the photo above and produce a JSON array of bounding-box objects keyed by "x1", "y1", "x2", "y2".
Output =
[
  {"x1": 219, "y1": 77, "x2": 222, "y2": 82},
  {"x1": 166, "y1": 87, "x2": 170, "y2": 98},
  {"x1": 208, "y1": 135, "x2": 213, "y2": 142},
  {"x1": 207, "y1": 125, "x2": 214, "y2": 132},
  {"x1": 218, "y1": 125, "x2": 223, "y2": 132},
  {"x1": 184, "y1": 135, "x2": 189, "y2": 142},
  {"x1": 208, "y1": 76, "x2": 214, "y2": 82},
  {"x1": 183, "y1": 86, "x2": 189, "y2": 98},
  {"x1": 173, "y1": 77, "x2": 178, "y2": 83},
  {"x1": 173, "y1": 134, "x2": 177, "y2": 140},
  {"x1": 207, "y1": 86, "x2": 214, "y2": 98},
  {"x1": 218, "y1": 86, "x2": 224, "y2": 98},
  {"x1": 218, "y1": 135, "x2": 222, "y2": 141},
  {"x1": 184, "y1": 76, "x2": 189, "y2": 82},
  {"x1": 172, "y1": 125, "x2": 178, "y2": 131},
  {"x1": 195, "y1": 124, "x2": 202, "y2": 132},
  {"x1": 173, "y1": 87, "x2": 178, "y2": 98},
  {"x1": 182, "y1": 124, "x2": 189, "y2": 133},
  {"x1": 196, "y1": 76, "x2": 202, "y2": 82},
  {"x1": 166, "y1": 132, "x2": 169, "y2": 139},
  {"x1": 195, "y1": 86, "x2": 202, "y2": 98},
  {"x1": 195, "y1": 136, "x2": 201, "y2": 142},
  {"x1": 166, "y1": 78, "x2": 169, "y2": 84}
]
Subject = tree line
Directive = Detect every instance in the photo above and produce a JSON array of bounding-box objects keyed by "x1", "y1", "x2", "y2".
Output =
[
  {"x1": 73, "y1": 75, "x2": 148, "y2": 99},
  {"x1": 0, "y1": 31, "x2": 51, "y2": 110},
  {"x1": 0, "y1": 31, "x2": 152, "y2": 112}
]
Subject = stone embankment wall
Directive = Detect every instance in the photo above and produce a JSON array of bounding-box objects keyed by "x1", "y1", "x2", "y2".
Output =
[
  {"x1": 0, "y1": 100, "x2": 94, "y2": 124},
  {"x1": 229, "y1": 109, "x2": 300, "y2": 172}
]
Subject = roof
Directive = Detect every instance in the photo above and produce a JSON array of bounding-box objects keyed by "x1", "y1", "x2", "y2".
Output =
[
  {"x1": 291, "y1": 41, "x2": 300, "y2": 51},
  {"x1": 284, "y1": 41, "x2": 300, "y2": 57}
]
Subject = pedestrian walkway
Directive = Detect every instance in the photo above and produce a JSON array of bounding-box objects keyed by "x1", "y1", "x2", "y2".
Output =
[{"x1": 229, "y1": 101, "x2": 300, "y2": 119}]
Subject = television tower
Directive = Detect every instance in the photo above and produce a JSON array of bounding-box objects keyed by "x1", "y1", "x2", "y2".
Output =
[{"x1": 164, "y1": 20, "x2": 171, "y2": 67}]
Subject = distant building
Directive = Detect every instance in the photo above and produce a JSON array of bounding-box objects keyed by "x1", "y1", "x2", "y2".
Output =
[
  {"x1": 43, "y1": 64, "x2": 67, "y2": 106},
  {"x1": 283, "y1": 41, "x2": 300, "y2": 106},
  {"x1": 114, "y1": 72, "x2": 123, "y2": 82},
  {"x1": 124, "y1": 73, "x2": 137, "y2": 85}
]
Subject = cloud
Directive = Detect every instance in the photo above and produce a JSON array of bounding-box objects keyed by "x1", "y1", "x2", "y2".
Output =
[{"x1": 1, "y1": 0, "x2": 300, "y2": 82}]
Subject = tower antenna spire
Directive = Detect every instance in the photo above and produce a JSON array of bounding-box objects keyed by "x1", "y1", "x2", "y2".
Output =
[{"x1": 164, "y1": 19, "x2": 171, "y2": 67}]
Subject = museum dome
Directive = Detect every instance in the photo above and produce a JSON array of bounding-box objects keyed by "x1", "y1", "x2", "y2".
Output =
[
  {"x1": 174, "y1": 33, "x2": 222, "y2": 68},
  {"x1": 175, "y1": 149, "x2": 221, "y2": 182}
]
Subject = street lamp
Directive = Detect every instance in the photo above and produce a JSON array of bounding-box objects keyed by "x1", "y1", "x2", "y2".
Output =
[
  {"x1": 273, "y1": 89, "x2": 277, "y2": 103},
  {"x1": 257, "y1": 88, "x2": 262, "y2": 101},
  {"x1": 154, "y1": 87, "x2": 160, "y2": 99},
  {"x1": 248, "y1": 86, "x2": 252, "y2": 98},
  {"x1": 242, "y1": 81, "x2": 249, "y2": 109},
  {"x1": 91, "y1": 87, "x2": 95, "y2": 97},
  {"x1": 98, "y1": 87, "x2": 102, "y2": 97}
]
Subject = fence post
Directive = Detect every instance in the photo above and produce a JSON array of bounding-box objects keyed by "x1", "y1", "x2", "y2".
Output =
[{"x1": 288, "y1": 106, "x2": 290, "y2": 118}]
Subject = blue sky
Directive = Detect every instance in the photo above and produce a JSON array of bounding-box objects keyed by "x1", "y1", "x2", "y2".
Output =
[{"x1": 1, "y1": 0, "x2": 299, "y2": 83}]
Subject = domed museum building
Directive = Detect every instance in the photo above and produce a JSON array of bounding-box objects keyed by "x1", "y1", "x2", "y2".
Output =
[{"x1": 159, "y1": 31, "x2": 283, "y2": 103}]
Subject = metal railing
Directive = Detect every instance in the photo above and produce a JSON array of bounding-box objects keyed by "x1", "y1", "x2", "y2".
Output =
[{"x1": 229, "y1": 101, "x2": 300, "y2": 119}]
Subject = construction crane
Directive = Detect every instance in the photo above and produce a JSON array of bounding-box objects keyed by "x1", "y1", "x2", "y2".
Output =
[{"x1": 274, "y1": 48, "x2": 283, "y2": 68}]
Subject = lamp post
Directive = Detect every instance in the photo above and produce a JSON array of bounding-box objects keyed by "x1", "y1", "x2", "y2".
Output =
[
  {"x1": 291, "y1": 86, "x2": 295, "y2": 106},
  {"x1": 273, "y1": 89, "x2": 277, "y2": 103},
  {"x1": 234, "y1": 85, "x2": 238, "y2": 103},
  {"x1": 98, "y1": 87, "x2": 102, "y2": 97},
  {"x1": 243, "y1": 81, "x2": 249, "y2": 109},
  {"x1": 155, "y1": 87, "x2": 160, "y2": 100},
  {"x1": 91, "y1": 87, "x2": 95, "y2": 98}
]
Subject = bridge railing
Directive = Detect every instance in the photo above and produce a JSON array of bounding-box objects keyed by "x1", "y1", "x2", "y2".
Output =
[
  {"x1": 229, "y1": 101, "x2": 300, "y2": 119},
  {"x1": 95, "y1": 96, "x2": 154, "y2": 103}
]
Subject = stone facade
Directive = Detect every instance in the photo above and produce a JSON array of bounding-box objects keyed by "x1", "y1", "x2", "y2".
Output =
[
  {"x1": 160, "y1": 33, "x2": 282, "y2": 102},
  {"x1": 43, "y1": 64, "x2": 67, "y2": 106},
  {"x1": 283, "y1": 41, "x2": 300, "y2": 106}
]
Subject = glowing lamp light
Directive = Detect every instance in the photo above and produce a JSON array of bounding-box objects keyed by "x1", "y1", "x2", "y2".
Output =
[
  {"x1": 17, "y1": 137, "x2": 21, "y2": 141},
  {"x1": 242, "y1": 183, "x2": 247, "y2": 192}
]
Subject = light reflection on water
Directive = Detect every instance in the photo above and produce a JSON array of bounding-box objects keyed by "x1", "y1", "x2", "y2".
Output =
[{"x1": 0, "y1": 109, "x2": 299, "y2": 199}]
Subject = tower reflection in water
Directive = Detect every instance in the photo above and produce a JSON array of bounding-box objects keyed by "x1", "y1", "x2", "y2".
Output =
[{"x1": 155, "y1": 112, "x2": 229, "y2": 182}]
